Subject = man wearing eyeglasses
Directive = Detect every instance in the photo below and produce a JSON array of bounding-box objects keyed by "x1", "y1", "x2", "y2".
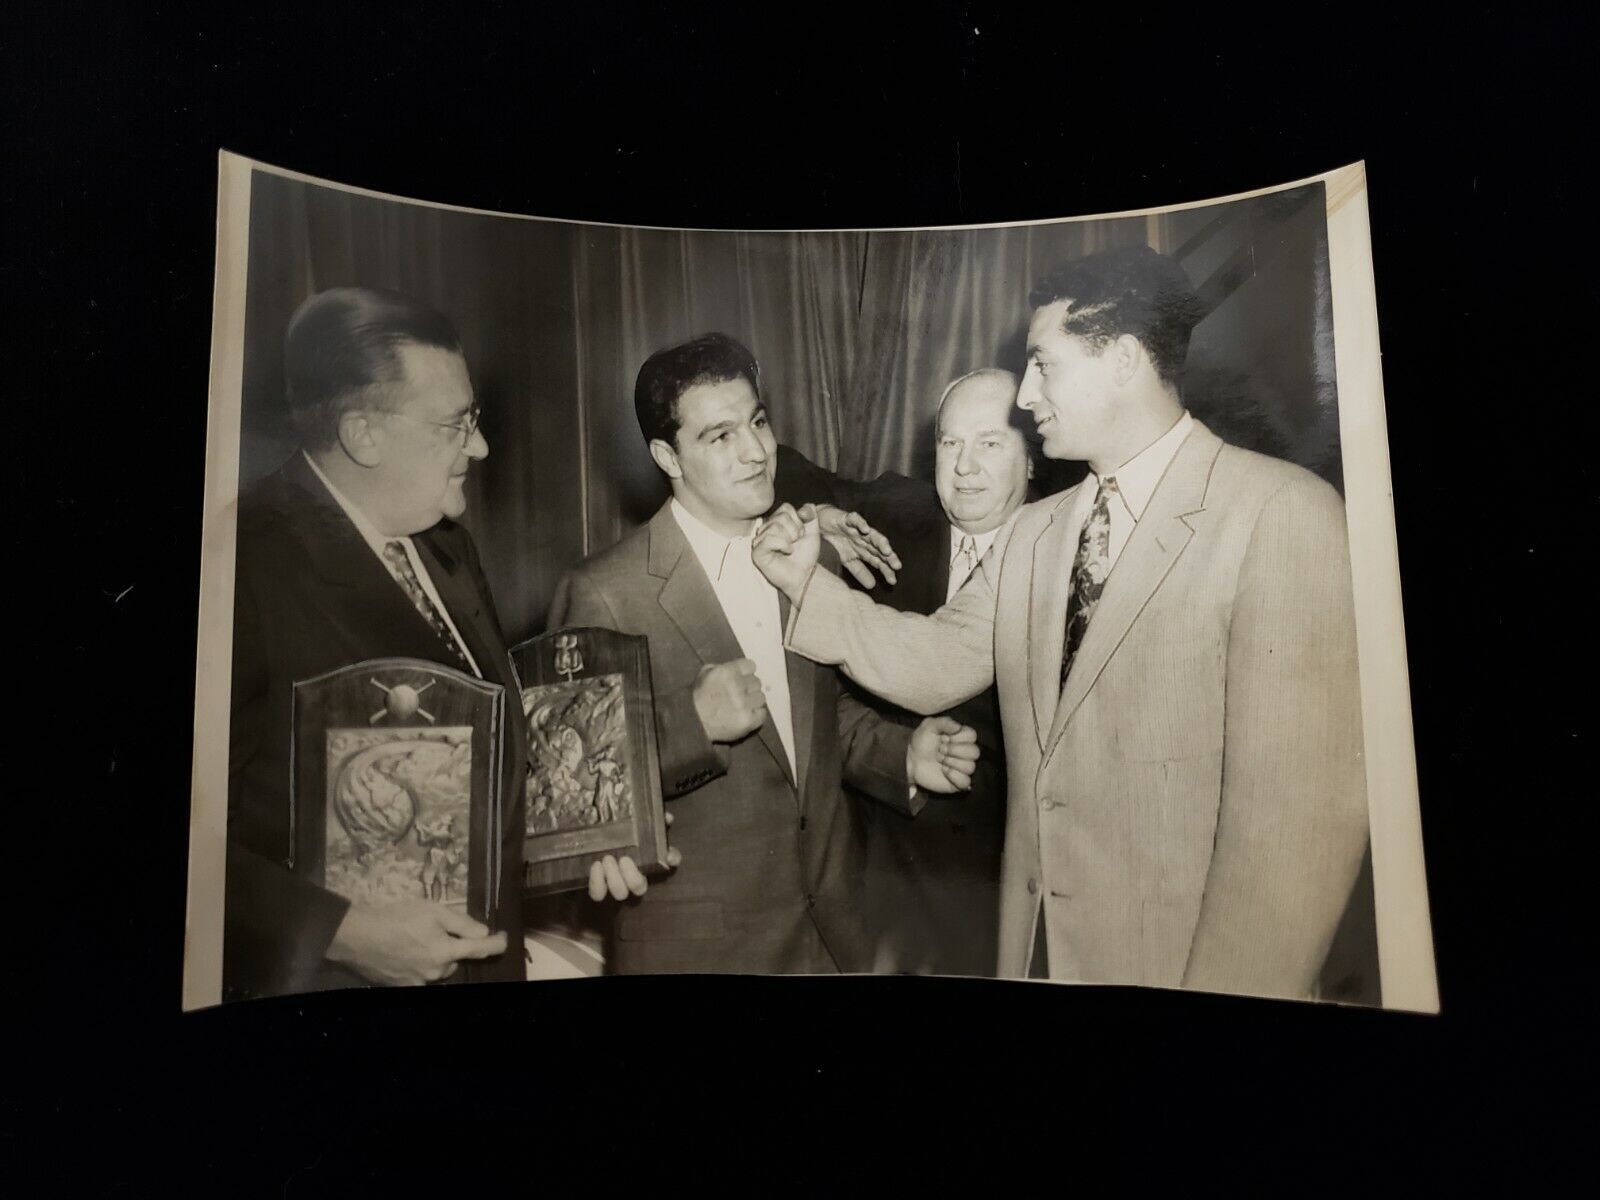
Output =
[{"x1": 223, "y1": 287, "x2": 664, "y2": 1000}]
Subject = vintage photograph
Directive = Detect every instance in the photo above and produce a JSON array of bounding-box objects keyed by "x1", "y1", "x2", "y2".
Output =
[{"x1": 185, "y1": 154, "x2": 1436, "y2": 1011}]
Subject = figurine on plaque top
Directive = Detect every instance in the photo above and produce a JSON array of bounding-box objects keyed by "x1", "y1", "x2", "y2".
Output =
[
  {"x1": 512, "y1": 628, "x2": 671, "y2": 894},
  {"x1": 291, "y1": 658, "x2": 504, "y2": 932}
]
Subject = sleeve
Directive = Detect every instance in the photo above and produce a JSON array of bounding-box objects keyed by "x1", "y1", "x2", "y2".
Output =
[
  {"x1": 836, "y1": 688, "x2": 923, "y2": 817},
  {"x1": 784, "y1": 527, "x2": 1005, "y2": 715},
  {"x1": 222, "y1": 562, "x2": 352, "y2": 1000},
  {"x1": 1181, "y1": 478, "x2": 1371, "y2": 998},
  {"x1": 549, "y1": 567, "x2": 728, "y2": 800}
]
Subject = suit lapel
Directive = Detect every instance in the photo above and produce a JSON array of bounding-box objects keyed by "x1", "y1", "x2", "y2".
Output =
[
  {"x1": 781, "y1": 590, "x2": 814, "y2": 798},
  {"x1": 649, "y1": 505, "x2": 797, "y2": 788},
  {"x1": 282, "y1": 457, "x2": 465, "y2": 664},
  {"x1": 1028, "y1": 487, "x2": 1084, "y2": 751},
  {"x1": 1043, "y1": 423, "x2": 1223, "y2": 759},
  {"x1": 414, "y1": 531, "x2": 510, "y2": 686}
]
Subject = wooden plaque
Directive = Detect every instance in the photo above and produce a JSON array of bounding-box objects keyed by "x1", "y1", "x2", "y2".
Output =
[
  {"x1": 291, "y1": 658, "x2": 504, "y2": 928},
  {"x1": 512, "y1": 628, "x2": 671, "y2": 895}
]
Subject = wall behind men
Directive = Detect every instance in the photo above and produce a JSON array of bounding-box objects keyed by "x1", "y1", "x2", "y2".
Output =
[{"x1": 237, "y1": 169, "x2": 1335, "y2": 645}]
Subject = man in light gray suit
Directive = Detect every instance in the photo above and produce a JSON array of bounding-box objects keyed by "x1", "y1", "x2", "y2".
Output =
[{"x1": 752, "y1": 245, "x2": 1370, "y2": 1002}]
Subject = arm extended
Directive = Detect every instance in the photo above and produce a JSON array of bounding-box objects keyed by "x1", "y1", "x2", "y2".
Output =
[{"x1": 783, "y1": 529, "x2": 1006, "y2": 716}]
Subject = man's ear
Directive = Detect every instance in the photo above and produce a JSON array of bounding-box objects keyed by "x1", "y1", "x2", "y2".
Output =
[
  {"x1": 337, "y1": 409, "x2": 383, "y2": 467},
  {"x1": 1112, "y1": 334, "x2": 1143, "y2": 386},
  {"x1": 648, "y1": 437, "x2": 683, "y2": 480}
]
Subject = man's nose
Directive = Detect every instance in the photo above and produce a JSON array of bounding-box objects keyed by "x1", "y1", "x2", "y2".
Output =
[
  {"x1": 464, "y1": 424, "x2": 489, "y2": 460},
  {"x1": 955, "y1": 445, "x2": 980, "y2": 475},
  {"x1": 1016, "y1": 371, "x2": 1040, "y2": 410},
  {"x1": 739, "y1": 429, "x2": 767, "y2": 461}
]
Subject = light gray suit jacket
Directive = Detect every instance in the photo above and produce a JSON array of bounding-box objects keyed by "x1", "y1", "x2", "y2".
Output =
[{"x1": 786, "y1": 420, "x2": 1370, "y2": 1000}]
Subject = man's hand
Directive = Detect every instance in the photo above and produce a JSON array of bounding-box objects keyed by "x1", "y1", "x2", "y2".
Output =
[
  {"x1": 326, "y1": 898, "x2": 508, "y2": 987},
  {"x1": 693, "y1": 658, "x2": 768, "y2": 743},
  {"x1": 587, "y1": 814, "x2": 684, "y2": 901},
  {"x1": 752, "y1": 502, "x2": 824, "y2": 602},
  {"x1": 815, "y1": 504, "x2": 900, "y2": 589},
  {"x1": 906, "y1": 715, "x2": 980, "y2": 794}
]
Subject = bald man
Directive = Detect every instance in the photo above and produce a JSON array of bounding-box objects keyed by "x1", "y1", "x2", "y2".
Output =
[{"x1": 848, "y1": 369, "x2": 1034, "y2": 977}]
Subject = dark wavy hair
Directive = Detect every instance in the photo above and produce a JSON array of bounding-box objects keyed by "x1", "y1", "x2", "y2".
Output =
[
  {"x1": 1028, "y1": 245, "x2": 1207, "y2": 386},
  {"x1": 284, "y1": 287, "x2": 464, "y2": 449},
  {"x1": 634, "y1": 332, "x2": 761, "y2": 446}
]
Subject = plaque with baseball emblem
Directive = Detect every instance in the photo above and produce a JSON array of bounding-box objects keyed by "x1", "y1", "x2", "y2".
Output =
[
  {"x1": 291, "y1": 659, "x2": 505, "y2": 931},
  {"x1": 511, "y1": 628, "x2": 671, "y2": 895}
]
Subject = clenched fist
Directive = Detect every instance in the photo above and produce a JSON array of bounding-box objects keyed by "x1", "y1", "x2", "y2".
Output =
[
  {"x1": 906, "y1": 715, "x2": 980, "y2": 794},
  {"x1": 693, "y1": 657, "x2": 768, "y2": 743},
  {"x1": 752, "y1": 502, "x2": 823, "y2": 601}
]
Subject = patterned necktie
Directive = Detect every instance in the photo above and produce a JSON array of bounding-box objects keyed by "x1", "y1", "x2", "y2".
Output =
[
  {"x1": 1060, "y1": 476, "x2": 1117, "y2": 689},
  {"x1": 382, "y1": 540, "x2": 470, "y2": 670},
  {"x1": 951, "y1": 534, "x2": 979, "y2": 594}
]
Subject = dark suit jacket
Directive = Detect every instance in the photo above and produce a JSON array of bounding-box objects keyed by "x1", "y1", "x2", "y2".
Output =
[
  {"x1": 842, "y1": 481, "x2": 1009, "y2": 977},
  {"x1": 224, "y1": 454, "x2": 526, "y2": 1000},
  {"x1": 546, "y1": 500, "x2": 914, "y2": 975}
]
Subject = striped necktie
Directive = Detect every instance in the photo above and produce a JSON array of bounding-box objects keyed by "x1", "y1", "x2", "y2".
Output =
[
  {"x1": 382, "y1": 540, "x2": 471, "y2": 671},
  {"x1": 951, "y1": 534, "x2": 979, "y2": 595}
]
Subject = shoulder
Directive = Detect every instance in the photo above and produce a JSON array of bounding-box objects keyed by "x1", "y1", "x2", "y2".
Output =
[
  {"x1": 235, "y1": 469, "x2": 322, "y2": 568},
  {"x1": 1211, "y1": 442, "x2": 1346, "y2": 524},
  {"x1": 564, "y1": 521, "x2": 652, "y2": 590}
]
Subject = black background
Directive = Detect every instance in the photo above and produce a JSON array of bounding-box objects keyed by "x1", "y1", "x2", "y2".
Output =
[{"x1": 6, "y1": 5, "x2": 1590, "y2": 1190}]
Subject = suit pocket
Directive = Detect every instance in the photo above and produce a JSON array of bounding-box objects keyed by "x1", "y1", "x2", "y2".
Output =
[{"x1": 615, "y1": 898, "x2": 726, "y2": 943}]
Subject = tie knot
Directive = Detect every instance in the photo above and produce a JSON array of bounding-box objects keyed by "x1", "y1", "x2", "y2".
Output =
[{"x1": 382, "y1": 540, "x2": 407, "y2": 565}]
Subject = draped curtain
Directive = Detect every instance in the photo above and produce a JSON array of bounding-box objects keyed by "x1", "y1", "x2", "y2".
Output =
[{"x1": 239, "y1": 172, "x2": 1335, "y2": 645}]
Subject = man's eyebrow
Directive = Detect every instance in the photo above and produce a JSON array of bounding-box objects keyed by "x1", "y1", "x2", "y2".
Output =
[{"x1": 697, "y1": 418, "x2": 737, "y2": 440}]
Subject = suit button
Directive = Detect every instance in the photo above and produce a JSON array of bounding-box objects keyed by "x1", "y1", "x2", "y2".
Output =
[
  {"x1": 806, "y1": 893, "x2": 816, "y2": 907},
  {"x1": 1027, "y1": 877, "x2": 1039, "y2": 895},
  {"x1": 799, "y1": 816, "x2": 808, "y2": 831},
  {"x1": 1040, "y1": 796, "x2": 1056, "y2": 810}
]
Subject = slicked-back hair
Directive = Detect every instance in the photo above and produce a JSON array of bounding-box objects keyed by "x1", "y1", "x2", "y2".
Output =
[
  {"x1": 634, "y1": 332, "x2": 761, "y2": 446},
  {"x1": 284, "y1": 287, "x2": 464, "y2": 450},
  {"x1": 1028, "y1": 245, "x2": 1207, "y2": 386}
]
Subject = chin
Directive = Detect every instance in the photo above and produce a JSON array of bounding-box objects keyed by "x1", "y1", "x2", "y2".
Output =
[{"x1": 1041, "y1": 433, "x2": 1076, "y2": 461}]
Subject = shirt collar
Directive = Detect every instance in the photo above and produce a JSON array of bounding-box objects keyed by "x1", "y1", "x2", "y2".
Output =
[
  {"x1": 670, "y1": 497, "x2": 760, "y2": 582},
  {"x1": 1092, "y1": 411, "x2": 1194, "y2": 520},
  {"x1": 949, "y1": 522, "x2": 1004, "y2": 562},
  {"x1": 302, "y1": 450, "x2": 403, "y2": 559}
]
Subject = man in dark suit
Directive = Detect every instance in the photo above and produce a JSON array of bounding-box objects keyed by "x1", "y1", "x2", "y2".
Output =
[
  {"x1": 838, "y1": 369, "x2": 1031, "y2": 977},
  {"x1": 226, "y1": 287, "x2": 649, "y2": 1001},
  {"x1": 548, "y1": 333, "x2": 978, "y2": 974}
]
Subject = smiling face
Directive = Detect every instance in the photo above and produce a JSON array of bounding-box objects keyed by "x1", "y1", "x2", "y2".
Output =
[
  {"x1": 1017, "y1": 299, "x2": 1123, "y2": 462},
  {"x1": 935, "y1": 374, "x2": 1031, "y2": 534},
  {"x1": 652, "y1": 375, "x2": 776, "y2": 535},
  {"x1": 365, "y1": 342, "x2": 487, "y2": 535}
]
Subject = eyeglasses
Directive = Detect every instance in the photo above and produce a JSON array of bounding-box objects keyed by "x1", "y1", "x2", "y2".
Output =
[{"x1": 377, "y1": 403, "x2": 483, "y2": 447}]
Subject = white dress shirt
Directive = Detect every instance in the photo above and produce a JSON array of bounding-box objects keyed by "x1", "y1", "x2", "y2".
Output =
[
  {"x1": 1064, "y1": 411, "x2": 1195, "y2": 571},
  {"x1": 302, "y1": 451, "x2": 483, "y2": 677},
  {"x1": 670, "y1": 498, "x2": 797, "y2": 778},
  {"x1": 946, "y1": 524, "x2": 1005, "y2": 602}
]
